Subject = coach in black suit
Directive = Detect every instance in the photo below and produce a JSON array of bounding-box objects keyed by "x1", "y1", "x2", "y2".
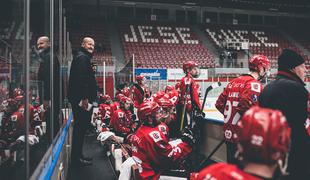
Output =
[
  {"x1": 37, "y1": 36, "x2": 61, "y2": 140},
  {"x1": 68, "y1": 37, "x2": 97, "y2": 166}
]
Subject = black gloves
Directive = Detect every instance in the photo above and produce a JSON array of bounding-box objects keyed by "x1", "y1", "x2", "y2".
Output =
[
  {"x1": 181, "y1": 128, "x2": 195, "y2": 146},
  {"x1": 197, "y1": 111, "x2": 205, "y2": 119},
  {"x1": 131, "y1": 114, "x2": 137, "y2": 121}
]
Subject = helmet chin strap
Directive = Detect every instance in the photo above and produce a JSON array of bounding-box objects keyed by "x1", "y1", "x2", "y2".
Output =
[
  {"x1": 258, "y1": 69, "x2": 269, "y2": 83},
  {"x1": 192, "y1": 74, "x2": 199, "y2": 78},
  {"x1": 278, "y1": 154, "x2": 289, "y2": 175},
  {"x1": 160, "y1": 114, "x2": 170, "y2": 123},
  {"x1": 257, "y1": 74, "x2": 265, "y2": 82}
]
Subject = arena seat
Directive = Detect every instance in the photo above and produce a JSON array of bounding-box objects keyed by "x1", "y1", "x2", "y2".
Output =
[
  {"x1": 120, "y1": 22, "x2": 215, "y2": 68},
  {"x1": 204, "y1": 24, "x2": 307, "y2": 69},
  {"x1": 283, "y1": 26, "x2": 310, "y2": 70},
  {"x1": 69, "y1": 19, "x2": 113, "y2": 66}
]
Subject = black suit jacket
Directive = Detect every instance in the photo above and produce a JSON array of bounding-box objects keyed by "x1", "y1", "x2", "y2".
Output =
[
  {"x1": 38, "y1": 47, "x2": 60, "y2": 102},
  {"x1": 68, "y1": 48, "x2": 97, "y2": 104},
  {"x1": 259, "y1": 70, "x2": 310, "y2": 176}
]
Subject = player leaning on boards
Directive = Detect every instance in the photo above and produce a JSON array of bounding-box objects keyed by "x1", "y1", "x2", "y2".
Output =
[{"x1": 215, "y1": 55, "x2": 270, "y2": 164}]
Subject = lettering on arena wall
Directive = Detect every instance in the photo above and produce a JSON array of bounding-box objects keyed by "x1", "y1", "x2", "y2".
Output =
[
  {"x1": 135, "y1": 68, "x2": 167, "y2": 80},
  {"x1": 206, "y1": 28, "x2": 279, "y2": 47},
  {"x1": 140, "y1": 72, "x2": 161, "y2": 77},
  {"x1": 124, "y1": 25, "x2": 198, "y2": 44}
]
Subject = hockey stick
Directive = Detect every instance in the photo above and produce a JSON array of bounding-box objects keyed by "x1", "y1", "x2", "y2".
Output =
[
  {"x1": 192, "y1": 82, "x2": 223, "y2": 171},
  {"x1": 196, "y1": 139, "x2": 225, "y2": 171},
  {"x1": 191, "y1": 81, "x2": 222, "y2": 137},
  {"x1": 132, "y1": 83, "x2": 145, "y2": 98},
  {"x1": 180, "y1": 83, "x2": 191, "y2": 131},
  {"x1": 201, "y1": 82, "x2": 221, "y2": 112}
]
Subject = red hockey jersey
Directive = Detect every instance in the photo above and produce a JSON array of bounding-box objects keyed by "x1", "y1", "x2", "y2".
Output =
[
  {"x1": 179, "y1": 76, "x2": 201, "y2": 111},
  {"x1": 110, "y1": 109, "x2": 133, "y2": 135},
  {"x1": 132, "y1": 125, "x2": 192, "y2": 180},
  {"x1": 110, "y1": 101, "x2": 120, "y2": 116},
  {"x1": 98, "y1": 103, "x2": 111, "y2": 120},
  {"x1": 215, "y1": 75, "x2": 263, "y2": 143},
  {"x1": 0, "y1": 111, "x2": 25, "y2": 143},
  {"x1": 132, "y1": 85, "x2": 150, "y2": 107},
  {"x1": 18, "y1": 104, "x2": 40, "y2": 134},
  {"x1": 157, "y1": 122, "x2": 169, "y2": 138}
]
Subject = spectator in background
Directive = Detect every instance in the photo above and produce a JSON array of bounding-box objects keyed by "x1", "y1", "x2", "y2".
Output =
[
  {"x1": 259, "y1": 49, "x2": 310, "y2": 178},
  {"x1": 227, "y1": 51, "x2": 233, "y2": 68},
  {"x1": 240, "y1": 62, "x2": 244, "y2": 68},
  {"x1": 37, "y1": 36, "x2": 61, "y2": 140},
  {"x1": 219, "y1": 52, "x2": 225, "y2": 67},
  {"x1": 68, "y1": 37, "x2": 98, "y2": 166},
  {"x1": 232, "y1": 52, "x2": 238, "y2": 67}
]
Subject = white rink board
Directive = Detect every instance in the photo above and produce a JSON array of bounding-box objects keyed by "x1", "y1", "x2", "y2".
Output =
[
  {"x1": 159, "y1": 176, "x2": 187, "y2": 180},
  {"x1": 202, "y1": 97, "x2": 224, "y2": 123}
]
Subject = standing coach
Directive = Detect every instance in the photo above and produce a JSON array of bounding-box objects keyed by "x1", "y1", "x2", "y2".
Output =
[
  {"x1": 68, "y1": 37, "x2": 97, "y2": 166},
  {"x1": 259, "y1": 49, "x2": 309, "y2": 178}
]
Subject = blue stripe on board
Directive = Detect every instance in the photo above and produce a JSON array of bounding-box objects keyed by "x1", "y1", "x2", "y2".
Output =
[{"x1": 39, "y1": 114, "x2": 73, "y2": 180}]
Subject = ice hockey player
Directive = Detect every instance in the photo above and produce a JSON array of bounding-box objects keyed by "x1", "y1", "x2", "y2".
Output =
[
  {"x1": 115, "y1": 83, "x2": 131, "y2": 98},
  {"x1": 164, "y1": 85, "x2": 174, "y2": 93},
  {"x1": 132, "y1": 75, "x2": 150, "y2": 107},
  {"x1": 215, "y1": 55, "x2": 270, "y2": 163},
  {"x1": 0, "y1": 99, "x2": 25, "y2": 144},
  {"x1": 131, "y1": 101, "x2": 194, "y2": 179},
  {"x1": 150, "y1": 91, "x2": 165, "y2": 103},
  {"x1": 13, "y1": 88, "x2": 43, "y2": 137},
  {"x1": 110, "y1": 94, "x2": 123, "y2": 116},
  {"x1": 190, "y1": 106, "x2": 291, "y2": 180},
  {"x1": 98, "y1": 94, "x2": 112, "y2": 125},
  {"x1": 177, "y1": 61, "x2": 201, "y2": 132},
  {"x1": 164, "y1": 85, "x2": 179, "y2": 106},
  {"x1": 0, "y1": 98, "x2": 39, "y2": 153},
  {"x1": 110, "y1": 96, "x2": 135, "y2": 137},
  {"x1": 156, "y1": 97, "x2": 176, "y2": 137}
]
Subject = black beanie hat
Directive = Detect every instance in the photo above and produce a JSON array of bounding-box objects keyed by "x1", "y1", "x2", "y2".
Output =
[{"x1": 278, "y1": 49, "x2": 305, "y2": 70}]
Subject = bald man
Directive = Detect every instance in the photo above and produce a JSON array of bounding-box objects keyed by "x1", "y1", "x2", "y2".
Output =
[
  {"x1": 37, "y1": 36, "x2": 50, "y2": 52},
  {"x1": 37, "y1": 36, "x2": 61, "y2": 140},
  {"x1": 68, "y1": 37, "x2": 98, "y2": 166}
]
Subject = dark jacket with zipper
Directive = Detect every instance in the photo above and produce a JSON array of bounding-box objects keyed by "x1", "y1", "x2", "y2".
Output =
[
  {"x1": 259, "y1": 70, "x2": 309, "y2": 177},
  {"x1": 68, "y1": 48, "x2": 97, "y2": 104}
]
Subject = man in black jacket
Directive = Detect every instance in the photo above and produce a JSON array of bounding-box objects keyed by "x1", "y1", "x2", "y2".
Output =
[
  {"x1": 37, "y1": 36, "x2": 61, "y2": 140},
  {"x1": 259, "y1": 49, "x2": 309, "y2": 178},
  {"x1": 68, "y1": 37, "x2": 97, "y2": 166}
]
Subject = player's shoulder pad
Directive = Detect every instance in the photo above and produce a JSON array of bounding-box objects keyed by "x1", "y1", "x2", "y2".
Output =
[
  {"x1": 249, "y1": 81, "x2": 261, "y2": 93},
  {"x1": 149, "y1": 130, "x2": 163, "y2": 143},
  {"x1": 158, "y1": 124, "x2": 168, "y2": 134}
]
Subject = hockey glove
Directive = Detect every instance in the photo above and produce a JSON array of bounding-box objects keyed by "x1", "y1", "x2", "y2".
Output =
[{"x1": 181, "y1": 128, "x2": 196, "y2": 146}]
